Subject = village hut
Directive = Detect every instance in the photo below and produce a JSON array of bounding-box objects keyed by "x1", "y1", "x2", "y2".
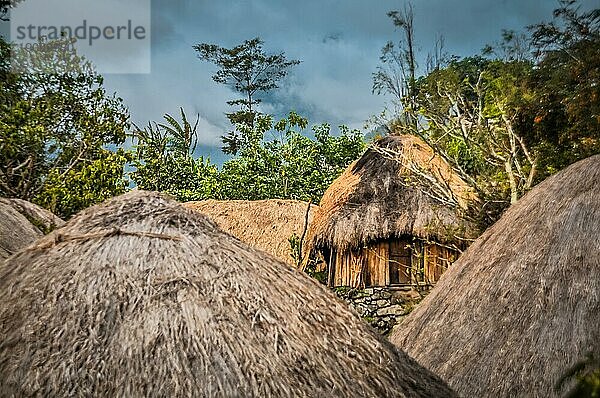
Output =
[
  {"x1": 0, "y1": 198, "x2": 64, "y2": 260},
  {"x1": 0, "y1": 190, "x2": 455, "y2": 397},
  {"x1": 389, "y1": 154, "x2": 600, "y2": 398},
  {"x1": 305, "y1": 134, "x2": 476, "y2": 288},
  {"x1": 185, "y1": 199, "x2": 316, "y2": 264}
]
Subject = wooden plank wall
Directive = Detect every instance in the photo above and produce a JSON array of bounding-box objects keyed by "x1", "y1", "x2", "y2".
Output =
[
  {"x1": 411, "y1": 241, "x2": 424, "y2": 284},
  {"x1": 365, "y1": 241, "x2": 389, "y2": 287},
  {"x1": 423, "y1": 245, "x2": 436, "y2": 285},
  {"x1": 334, "y1": 249, "x2": 368, "y2": 287},
  {"x1": 333, "y1": 242, "x2": 389, "y2": 287},
  {"x1": 330, "y1": 239, "x2": 460, "y2": 288},
  {"x1": 423, "y1": 244, "x2": 459, "y2": 284}
]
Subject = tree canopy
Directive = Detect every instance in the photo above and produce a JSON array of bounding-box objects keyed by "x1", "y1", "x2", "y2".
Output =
[
  {"x1": 0, "y1": 38, "x2": 130, "y2": 218},
  {"x1": 131, "y1": 110, "x2": 365, "y2": 203},
  {"x1": 0, "y1": 0, "x2": 22, "y2": 20},
  {"x1": 373, "y1": 0, "x2": 600, "y2": 229},
  {"x1": 194, "y1": 38, "x2": 300, "y2": 154}
]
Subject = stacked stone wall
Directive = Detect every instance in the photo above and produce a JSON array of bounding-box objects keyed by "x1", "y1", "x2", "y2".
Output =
[{"x1": 335, "y1": 286, "x2": 427, "y2": 334}]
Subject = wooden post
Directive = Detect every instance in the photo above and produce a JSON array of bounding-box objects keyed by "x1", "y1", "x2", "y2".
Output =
[{"x1": 327, "y1": 250, "x2": 334, "y2": 288}]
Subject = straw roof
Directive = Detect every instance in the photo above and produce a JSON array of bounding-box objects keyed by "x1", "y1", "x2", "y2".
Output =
[
  {"x1": 185, "y1": 199, "x2": 316, "y2": 264},
  {"x1": 0, "y1": 190, "x2": 455, "y2": 397},
  {"x1": 0, "y1": 198, "x2": 64, "y2": 260},
  {"x1": 390, "y1": 154, "x2": 600, "y2": 397},
  {"x1": 306, "y1": 135, "x2": 476, "y2": 253}
]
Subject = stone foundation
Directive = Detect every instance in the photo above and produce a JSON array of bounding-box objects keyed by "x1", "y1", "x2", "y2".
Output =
[{"x1": 334, "y1": 286, "x2": 427, "y2": 335}]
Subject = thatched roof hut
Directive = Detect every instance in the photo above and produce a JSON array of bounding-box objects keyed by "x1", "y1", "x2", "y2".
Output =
[
  {"x1": 389, "y1": 155, "x2": 600, "y2": 397},
  {"x1": 185, "y1": 199, "x2": 316, "y2": 264},
  {"x1": 306, "y1": 135, "x2": 476, "y2": 287},
  {"x1": 0, "y1": 198, "x2": 64, "y2": 260},
  {"x1": 0, "y1": 191, "x2": 455, "y2": 397}
]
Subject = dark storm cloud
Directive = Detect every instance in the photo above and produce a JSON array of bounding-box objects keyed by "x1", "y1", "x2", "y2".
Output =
[{"x1": 100, "y1": 0, "x2": 597, "y2": 148}]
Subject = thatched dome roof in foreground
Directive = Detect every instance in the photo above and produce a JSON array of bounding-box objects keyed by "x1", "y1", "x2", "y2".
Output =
[
  {"x1": 389, "y1": 155, "x2": 600, "y2": 397},
  {"x1": 185, "y1": 199, "x2": 316, "y2": 264},
  {"x1": 0, "y1": 191, "x2": 455, "y2": 397},
  {"x1": 0, "y1": 198, "x2": 64, "y2": 260},
  {"x1": 306, "y1": 135, "x2": 476, "y2": 254}
]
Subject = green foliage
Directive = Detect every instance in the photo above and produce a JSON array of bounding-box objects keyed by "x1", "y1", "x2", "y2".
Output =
[
  {"x1": 130, "y1": 108, "x2": 219, "y2": 202},
  {"x1": 303, "y1": 259, "x2": 328, "y2": 284},
  {"x1": 528, "y1": 0, "x2": 600, "y2": 168},
  {"x1": 557, "y1": 355, "x2": 600, "y2": 398},
  {"x1": 373, "y1": 0, "x2": 599, "y2": 228},
  {"x1": 0, "y1": 38, "x2": 130, "y2": 218},
  {"x1": 0, "y1": 0, "x2": 23, "y2": 21},
  {"x1": 190, "y1": 37, "x2": 361, "y2": 206},
  {"x1": 218, "y1": 112, "x2": 365, "y2": 202},
  {"x1": 36, "y1": 149, "x2": 130, "y2": 218},
  {"x1": 411, "y1": 56, "x2": 537, "y2": 225},
  {"x1": 288, "y1": 233, "x2": 302, "y2": 268},
  {"x1": 194, "y1": 37, "x2": 301, "y2": 154},
  {"x1": 131, "y1": 110, "x2": 365, "y2": 205}
]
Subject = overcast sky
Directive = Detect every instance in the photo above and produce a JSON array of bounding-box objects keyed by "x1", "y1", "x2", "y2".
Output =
[{"x1": 6, "y1": 0, "x2": 598, "y2": 161}]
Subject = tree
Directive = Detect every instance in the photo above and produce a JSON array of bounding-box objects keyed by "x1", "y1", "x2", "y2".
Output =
[
  {"x1": 130, "y1": 108, "x2": 219, "y2": 202},
  {"x1": 482, "y1": 29, "x2": 532, "y2": 62},
  {"x1": 218, "y1": 112, "x2": 365, "y2": 202},
  {"x1": 528, "y1": 0, "x2": 600, "y2": 169},
  {"x1": 131, "y1": 111, "x2": 365, "y2": 204},
  {"x1": 194, "y1": 38, "x2": 300, "y2": 154},
  {"x1": 373, "y1": 3, "x2": 427, "y2": 131},
  {"x1": 375, "y1": 56, "x2": 540, "y2": 227},
  {"x1": 0, "y1": 38, "x2": 130, "y2": 218},
  {"x1": 0, "y1": 0, "x2": 23, "y2": 21},
  {"x1": 372, "y1": 0, "x2": 599, "y2": 229},
  {"x1": 38, "y1": 149, "x2": 130, "y2": 217}
]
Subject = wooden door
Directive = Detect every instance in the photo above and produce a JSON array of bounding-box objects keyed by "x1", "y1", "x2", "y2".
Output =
[{"x1": 389, "y1": 239, "x2": 411, "y2": 284}]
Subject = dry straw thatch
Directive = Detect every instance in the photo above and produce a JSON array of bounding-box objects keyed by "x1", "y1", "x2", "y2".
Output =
[
  {"x1": 306, "y1": 134, "x2": 476, "y2": 255},
  {"x1": 0, "y1": 198, "x2": 64, "y2": 260},
  {"x1": 390, "y1": 154, "x2": 600, "y2": 397},
  {"x1": 0, "y1": 191, "x2": 455, "y2": 397},
  {"x1": 185, "y1": 199, "x2": 316, "y2": 264}
]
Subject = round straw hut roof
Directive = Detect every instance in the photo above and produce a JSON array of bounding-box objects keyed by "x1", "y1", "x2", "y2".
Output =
[
  {"x1": 0, "y1": 191, "x2": 455, "y2": 397},
  {"x1": 185, "y1": 199, "x2": 316, "y2": 264},
  {"x1": 389, "y1": 155, "x2": 600, "y2": 397},
  {"x1": 0, "y1": 198, "x2": 64, "y2": 260},
  {"x1": 306, "y1": 135, "x2": 476, "y2": 254}
]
